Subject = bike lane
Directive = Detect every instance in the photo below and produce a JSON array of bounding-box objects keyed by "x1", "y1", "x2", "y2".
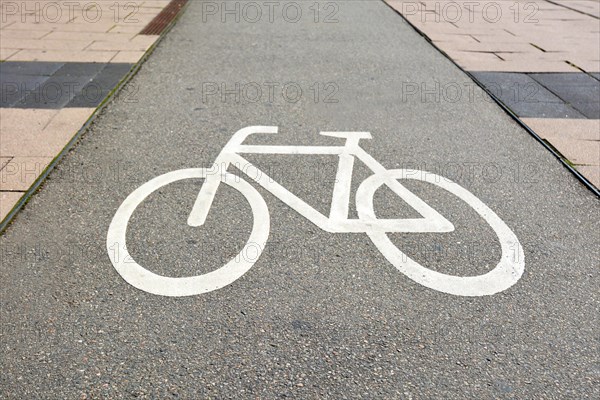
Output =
[{"x1": 1, "y1": 1, "x2": 599, "y2": 398}]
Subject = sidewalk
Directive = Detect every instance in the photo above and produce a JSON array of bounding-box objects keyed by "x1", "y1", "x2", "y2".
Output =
[
  {"x1": 386, "y1": 0, "x2": 600, "y2": 189},
  {"x1": 0, "y1": 0, "x2": 188, "y2": 224}
]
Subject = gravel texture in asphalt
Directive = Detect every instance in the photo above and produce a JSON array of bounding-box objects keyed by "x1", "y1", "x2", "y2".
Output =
[{"x1": 1, "y1": 1, "x2": 599, "y2": 398}]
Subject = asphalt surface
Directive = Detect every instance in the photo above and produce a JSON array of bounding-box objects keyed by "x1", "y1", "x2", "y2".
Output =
[{"x1": 1, "y1": 1, "x2": 599, "y2": 398}]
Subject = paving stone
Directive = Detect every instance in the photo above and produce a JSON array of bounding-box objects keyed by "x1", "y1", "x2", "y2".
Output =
[
  {"x1": 471, "y1": 71, "x2": 586, "y2": 118},
  {"x1": 522, "y1": 118, "x2": 600, "y2": 141},
  {"x1": 552, "y1": 0, "x2": 600, "y2": 18},
  {"x1": 472, "y1": 72, "x2": 564, "y2": 103},
  {"x1": 0, "y1": 108, "x2": 92, "y2": 158},
  {"x1": 110, "y1": 51, "x2": 147, "y2": 64},
  {"x1": 0, "y1": 109, "x2": 59, "y2": 156},
  {"x1": 0, "y1": 74, "x2": 50, "y2": 107},
  {"x1": 572, "y1": 59, "x2": 600, "y2": 74},
  {"x1": 0, "y1": 49, "x2": 19, "y2": 61},
  {"x1": 0, "y1": 38, "x2": 92, "y2": 52},
  {"x1": 17, "y1": 74, "x2": 97, "y2": 109},
  {"x1": 40, "y1": 108, "x2": 95, "y2": 156},
  {"x1": 52, "y1": 62, "x2": 105, "y2": 78},
  {"x1": 0, "y1": 191, "x2": 23, "y2": 221},
  {"x1": 0, "y1": 30, "x2": 52, "y2": 40},
  {"x1": 0, "y1": 157, "x2": 12, "y2": 171},
  {"x1": 0, "y1": 61, "x2": 64, "y2": 76},
  {"x1": 570, "y1": 102, "x2": 600, "y2": 119},
  {"x1": 385, "y1": 0, "x2": 600, "y2": 74},
  {"x1": 512, "y1": 102, "x2": 587, "y2": 118},
  {"x1": 1, "y1": 62, "x2": 134, "y2": 109},
  {"x1": 576, "y1": 166, "x2": 600, "y2": 188},
  {"x1": 43, "y1": 32, "x2": 137, "y2": 42},
  {"x1": 546, "y1": 138, "x2": 600, "y2": 165},
  {"x1": 0, "y1": 157, "x2": 52, "y2": 191},
  {"x1": 529, "y1": 73, "x2": 600, "y2": 106},
  {"x1": 66, "y1": 63, "x2": 134, "y2": 108},
  {"x1": 9, "y1": 49, "x2": 118, "y2": 63}
]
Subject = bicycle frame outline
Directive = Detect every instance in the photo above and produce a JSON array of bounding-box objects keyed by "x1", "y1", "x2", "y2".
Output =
[
  {"x1": 106, "y1": 126, "x2": 524, "y2": 297},
  {"x1": 188, "y1": 126, "x2": 454, "y2": 234}
]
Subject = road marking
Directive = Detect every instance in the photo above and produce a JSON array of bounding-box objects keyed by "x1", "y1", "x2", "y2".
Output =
[
  {"x1": 356, "y1": 170, "x2": 524, "y2": 296},
  {"x1": 107, "y1": 126, "x2": 524, "y2": 297},
  {"x1": 107, "y1": 168, "x2": 269, "y2": 297}
]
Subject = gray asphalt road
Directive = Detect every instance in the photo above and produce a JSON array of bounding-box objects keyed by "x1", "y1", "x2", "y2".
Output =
[{"x1": 1, "y1": 1, "x2": 599, "y2": 398}]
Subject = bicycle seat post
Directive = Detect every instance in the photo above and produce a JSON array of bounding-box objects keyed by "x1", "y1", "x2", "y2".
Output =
[
  {"x1": 320, "y1": 132, "x2": 371, "y2": 221},
  {"x1": 188, "y1": 126, "x2": 279, "y2": 227}
]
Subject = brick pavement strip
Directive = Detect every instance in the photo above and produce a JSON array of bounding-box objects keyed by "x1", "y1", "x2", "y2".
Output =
[
  {"x1": 386, "y1": 0, "x2": 599, "y2": 73},
  {"x1": 0, "y1": 1, "x2": 164, "y2": 63}
]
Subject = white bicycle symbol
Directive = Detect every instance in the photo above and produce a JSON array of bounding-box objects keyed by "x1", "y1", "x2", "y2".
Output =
[{"x1": 107, "y1": 126, "x2": 524, "y2": 297}]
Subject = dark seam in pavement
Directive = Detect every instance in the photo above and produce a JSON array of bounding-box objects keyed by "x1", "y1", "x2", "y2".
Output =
[
  {"x1": 530, "y1": 43, "x2": 546, "y2": 53},
  {"x1": 0, "y1": 156, "x2": 15, "y2": 172},
  {"x1": 544, "y1": 0, "x2": 600, "y2": 20},
  {"x1": 0, "y1": 1, "x2": 192, "y2": 234},
  {"x1": 564, "y1": 60, "x2": 588, "y2": 74},
  {"x1": 381, "y1": 0, "x2": 600, "y2": 198},
  {"x1": 526, "y1": 72, "x2": 600, "y2": 119}
]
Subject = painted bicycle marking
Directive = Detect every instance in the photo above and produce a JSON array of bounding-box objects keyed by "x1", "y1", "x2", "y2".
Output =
[{"x1": 107, "y1": 126, "x2": 524, "y2": 297}]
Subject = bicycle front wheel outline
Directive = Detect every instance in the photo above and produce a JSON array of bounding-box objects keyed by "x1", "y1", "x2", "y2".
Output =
[
  {"x1": 356, "y1": 169, "x2": 524, "y2": 296},
  {"x1": 106, "y1": 168, "x2": 270, "y2": 297}
]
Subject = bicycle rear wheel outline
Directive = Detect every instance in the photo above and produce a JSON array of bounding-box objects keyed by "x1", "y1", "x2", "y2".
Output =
[
  {"x1": 106, "y1": 168, "x2": 270, "y2": 297},
  {"x1": 356, "y1": 169, "x2": 524, "y2": 296}
]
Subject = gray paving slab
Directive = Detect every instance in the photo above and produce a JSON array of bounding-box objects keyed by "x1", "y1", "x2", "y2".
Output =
[
  {"x1": 470, "y1": 71, "x2": 586, "y2": 118},
  {"x1": 0, "y1": 73, "x2": 50, "y2": 107},
  {"x1": 0, "y1": 61, "x2": 64, "y2": 76},
  {"x1": 17, "y1": 74, "x2": 98, "y2": 109},
  {"x1": 1, "y1": 62, "x2": 133, "y2": 109},
  {"x1": 529, "y1": 73, "x2": 600, "y2": 118},
  {"x1": 1, "y1": 1, "x2": 599, "y2": 399},
  {"x1": 52, "y1": 62, "x2": 105, "y2": 78},
  {"x1": 529, "y1": 73, "x2": 600, "y2": 104},
  {"x1": 66, "y1": 63, "x2": 134, "y2": 108},
  {"x1": 570, "y1": 102, "x2": 600, "y2": 119}
]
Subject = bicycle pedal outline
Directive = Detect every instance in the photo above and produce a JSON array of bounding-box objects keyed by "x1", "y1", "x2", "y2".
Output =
[{"x1": 107, "y1": 126, "x2": 524, "y2": 297}]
